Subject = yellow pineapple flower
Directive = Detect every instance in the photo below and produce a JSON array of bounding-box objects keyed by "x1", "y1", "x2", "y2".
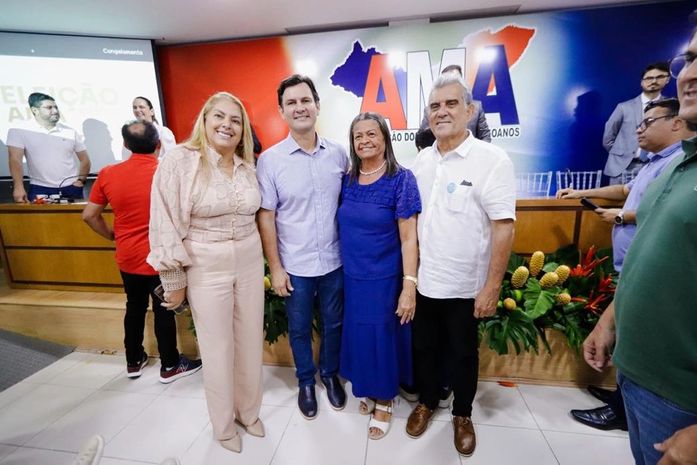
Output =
[
  {"x1": 556, "y1": 292, "x2": 571, "y2": 305},
  {"x1": 503, "y1": 298, "x2": 517, "y2": 311},
  {"x1": 529, "y1": 251, "x2": 545, "y2": 276},
  {"x1": 540, "y1": 271, "x2": 559, "y2": 288},
  {"x1": 555, "y1": 265, "x2": 571, "y2": 284},
  {"x1": 511, "y1": 266, "x2": 530, "y2": 288}
]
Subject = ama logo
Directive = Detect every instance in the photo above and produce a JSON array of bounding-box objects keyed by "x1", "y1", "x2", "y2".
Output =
[{"x1": 331, "y1": 25, "x2": 535, "y2": 136}]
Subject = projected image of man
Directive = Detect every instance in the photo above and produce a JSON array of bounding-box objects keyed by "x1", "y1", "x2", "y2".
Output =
[{"x1": 6, "y1": 92, "x2": 91, "y2": 202}]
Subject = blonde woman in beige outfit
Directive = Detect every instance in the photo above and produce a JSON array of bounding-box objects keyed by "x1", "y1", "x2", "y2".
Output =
[{"x1": 147, "y1": 92, "x2": 264, "y2": 453}]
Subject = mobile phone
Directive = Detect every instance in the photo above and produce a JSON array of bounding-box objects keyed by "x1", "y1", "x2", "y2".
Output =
[
  {"x1": 153, "y1": 284, "x2": 190, "y2": 315},
  {"x1": 580, "y1": 197, "x2": 600, "y2": 210}
]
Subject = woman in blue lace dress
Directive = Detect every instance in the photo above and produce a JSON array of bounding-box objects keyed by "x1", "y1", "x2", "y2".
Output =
[{"x1": 338, "y1": 112, "x2": 421, "y2": 440}]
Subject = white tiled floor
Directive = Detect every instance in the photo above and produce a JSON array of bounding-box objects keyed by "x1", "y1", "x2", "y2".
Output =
[{"x1": 0, "y1": 352, "x2": 634, "y2": 465}]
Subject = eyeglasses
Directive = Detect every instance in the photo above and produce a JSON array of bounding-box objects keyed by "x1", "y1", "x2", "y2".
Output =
[
  {"x1": 636, "y1": 114, "x2": 676, "y2": 131},
  {"x1": 642, "y1": 74, "x2": 670, "y2": 82},
  {"x1": 669, "y1": 52, "x2": 697, "y2": 78}
]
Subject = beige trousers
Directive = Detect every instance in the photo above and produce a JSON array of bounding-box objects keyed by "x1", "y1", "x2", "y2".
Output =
[{"x1": 184, "y1": 233, "x2": 264, "y2": 440}]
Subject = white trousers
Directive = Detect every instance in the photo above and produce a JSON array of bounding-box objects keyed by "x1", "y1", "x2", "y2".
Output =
[{"x1": 184, "y1": 233, "x2": 264, "y2": 440}]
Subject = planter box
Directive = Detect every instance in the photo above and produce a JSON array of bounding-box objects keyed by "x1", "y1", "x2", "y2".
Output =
[{"x1": 0, "y1": 289, "x2": 614, "y2": 388}]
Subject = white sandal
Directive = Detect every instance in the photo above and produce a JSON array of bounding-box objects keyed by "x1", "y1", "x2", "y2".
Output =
[
  {"x1": 368, "y1": 402, "x2": 393, "y2": 440},
  {"x1": 359, "y1": 397, "x2": 376, "y2": 415}
]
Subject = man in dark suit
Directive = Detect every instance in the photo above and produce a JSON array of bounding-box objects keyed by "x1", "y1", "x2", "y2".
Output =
[
  {"x1": 602, "y1": 62, "x2": 670, "y2": 184},
  {"x1": 420, "y1": 65, "x2": 491, "y2": 142}
]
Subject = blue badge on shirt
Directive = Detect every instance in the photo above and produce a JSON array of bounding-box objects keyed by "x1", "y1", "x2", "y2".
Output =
[{"x1": 447, "y1": 182, "x2": 456, "y2": 193}]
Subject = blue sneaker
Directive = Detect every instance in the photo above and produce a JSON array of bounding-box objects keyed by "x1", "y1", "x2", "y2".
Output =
[{"x1": 159, "y1": 355, "x2": 202, "y2": 384}]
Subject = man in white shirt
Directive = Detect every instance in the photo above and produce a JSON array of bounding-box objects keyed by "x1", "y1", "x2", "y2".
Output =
[
  {"x1": 6, "y1": 92, "x2": 91, "y2": 202},
  {"x1": 406, "y1": 72, "x2": 516, "y2": 457}
]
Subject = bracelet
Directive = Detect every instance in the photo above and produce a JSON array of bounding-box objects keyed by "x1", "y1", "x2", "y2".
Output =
[
  {"x1": 160, "y1": 268, "x2": 188, "y2": 291},
  {"x1": 403, "y1": 275, "x2": 418, "y2": 286}
]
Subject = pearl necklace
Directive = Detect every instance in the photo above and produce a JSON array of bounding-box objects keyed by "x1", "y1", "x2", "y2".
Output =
[{"x1": 359, "y1": 160, "x2": 387, "y2": 176}]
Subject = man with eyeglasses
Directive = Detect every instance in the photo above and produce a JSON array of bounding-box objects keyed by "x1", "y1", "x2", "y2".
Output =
[
  {"x1": 603, "y1": 62, "x2": 670, "y2": 185},
  {"x1": 6, "y1": 92, "x2": 91, "y2": 202},
  {"x1": 583, "y1": 16, "x2": 697, "y2": 465},
  {"x1": 557, "y1": 97, "x2": 693, "y2": 433}
]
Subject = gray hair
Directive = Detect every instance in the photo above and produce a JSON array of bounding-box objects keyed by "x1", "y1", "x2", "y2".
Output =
[{"x1": 430, "y1": 73, "x2": 473, "y2": 105}]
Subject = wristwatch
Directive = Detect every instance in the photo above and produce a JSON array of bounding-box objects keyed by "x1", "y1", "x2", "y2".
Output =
[{"x1": 614, "y1": 210, "x2": 625, "y2": 225}]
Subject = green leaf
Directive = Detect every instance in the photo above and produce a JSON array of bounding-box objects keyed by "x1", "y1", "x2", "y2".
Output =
[
  {"x1": 547, "y1": 244, "x2": 580, "y2": 266},
  {"x1": 523, "y1": 278, "x2": 542, "y2": 301},
  {"x1": 524, "y1": 290, "x2": 555, "y2": 319},
  {"x1": 542, "y1": 262, "x2": 559, "y2": 272},
  {"x1": 507, "y1": 252, "x2": 527, "y2": 274}
]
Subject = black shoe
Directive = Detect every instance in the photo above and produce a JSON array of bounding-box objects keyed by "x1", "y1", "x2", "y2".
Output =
[
  {"x1": 298, "y1": 385, "x2": 318, "y2": 420},
  {"x1": 570, "y1": 405, "x2": 628, "y2": 431},
  {"x1": 126, "y1": 352, "x2": 148, "y2": 379},
  {"x1": 321, "y1": 376, "x2": 346, "y2": 411},
  {"x1": 587, "y1": 385, "x2": 616, "y2": 404},
  {"x1": 439, "y1": 385, "x2": 453, "y2": 409}
]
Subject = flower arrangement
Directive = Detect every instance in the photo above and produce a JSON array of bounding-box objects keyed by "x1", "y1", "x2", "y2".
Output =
[
  {"x1": 261, "y1": 245, "x2": 617, "y2": 354},
  {"x1": 482, "y1": 245, "x2": 617, "y2": 355}
]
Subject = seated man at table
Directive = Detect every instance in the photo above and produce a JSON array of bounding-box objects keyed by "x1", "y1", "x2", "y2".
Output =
[
  {"x1": 82, "y1": 120, "x2": 201, "y2": 382},
  {"x1": 556, "y1": 97, "x2": 694, "y2": 430}
]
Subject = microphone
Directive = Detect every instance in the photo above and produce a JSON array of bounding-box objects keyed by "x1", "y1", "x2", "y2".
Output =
[{"x1": 55, "y1": 174, "x2": 87, "y2": 203}]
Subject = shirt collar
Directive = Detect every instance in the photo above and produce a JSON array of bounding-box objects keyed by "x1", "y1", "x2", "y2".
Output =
[
  {"x1": 129, "y1": 152, "x2": 157, "y2": 159},
  {"x1": 641, "y1": 93, "x2": 661, "y2": 105},
  {"x1": 681, "y1": 135, "x2": 697, "y2": 160},
  {"x1": 434, "y1": 131, "x2": 474, "y2": 160},
  {"x1": 206, "y1": 145, "x2": 245, "y2": 168},
  {"x1": 29, "y1": 118, "x2": 62, "y2": 133},
  {"x1": 282, "y1": 132, "x2": 325, "y2": 156},
  {"x1": 649, "y1": 141, "x2": 683, "y2": 161}
]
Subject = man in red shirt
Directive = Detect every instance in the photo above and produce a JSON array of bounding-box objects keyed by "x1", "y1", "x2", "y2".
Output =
[{"x1": 82, "y1": 121, "x2": 201, "y2": 383}]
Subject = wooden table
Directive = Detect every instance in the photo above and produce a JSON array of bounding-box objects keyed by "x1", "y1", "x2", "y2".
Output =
[
  {"x1": 0, "y1": 203, "x2": 120, "y2": 292},
  {"x1": 0, "y1": 199, "x2": 618, "y2": 292}
]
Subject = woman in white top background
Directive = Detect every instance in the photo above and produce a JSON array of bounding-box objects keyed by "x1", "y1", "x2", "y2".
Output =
[{"x1": 123, "y1": 96, "x2": 176, "y2": 159}]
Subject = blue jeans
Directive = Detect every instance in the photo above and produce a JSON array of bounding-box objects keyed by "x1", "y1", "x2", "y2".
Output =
[
  {"x1": 618, "y1": 371, "x2": 697, "y2": 465},
  {"x1": 285, "y1": 267, "x2": 343, "y2": 387},
  {"x1": 29, "y1": 184, "x2": 83, "y2": 201}
]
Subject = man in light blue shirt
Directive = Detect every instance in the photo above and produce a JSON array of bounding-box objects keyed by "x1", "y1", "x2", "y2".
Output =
[
  {"x1": 556, "y1": 97, "x2": 695, "y2": 431},
  {"x1": 257, "y1": 75, "x2": 349, "y2": 420}
]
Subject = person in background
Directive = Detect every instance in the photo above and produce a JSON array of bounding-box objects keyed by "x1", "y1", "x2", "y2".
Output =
[
  {"x1": 603, "y1": 62, "x2": 670, "y2": 184},
  {"x1": 338, "y1": 112, "x2": 420, "y2": 440},
  {"x1": 83, "y1": 120, "x2": 201, "y2": 383},
  {"x1": 414, "y1": 127, "x2": 436, "y2": 152},
  {"x1": 123, "y1": 96, "x2": 177, "y2": 160},
  {"x1": 7, "y1": 92, "x2": 90, "y2": 202},
  {"x1": 148, "y1": 92, "x2": 265, "y2": 453}
]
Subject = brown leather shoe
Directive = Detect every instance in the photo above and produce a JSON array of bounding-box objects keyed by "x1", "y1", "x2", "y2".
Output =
[
  {"x1": 453, "y1": 416, "x2": 476, "y2": 456},
  {"x1": 406, "y1": 403, "x2": 435, "y2": 438}
]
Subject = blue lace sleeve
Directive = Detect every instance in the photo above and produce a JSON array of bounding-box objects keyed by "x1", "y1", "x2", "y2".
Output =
[{"x1": 395, "y1": 168, "x2": 422, "y2": 219}]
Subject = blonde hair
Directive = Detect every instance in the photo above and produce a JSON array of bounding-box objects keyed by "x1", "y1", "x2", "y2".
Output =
[{"x1": 184, "y1": 92, "x2": 255, "y2": 169}]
